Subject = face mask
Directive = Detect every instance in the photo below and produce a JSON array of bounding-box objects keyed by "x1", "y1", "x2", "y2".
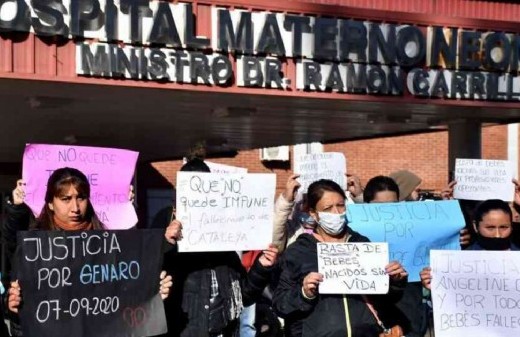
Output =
[
  {"x1": 476, "y1": 235, "x2": 511, "y2": 250},
  {"x1": 317, "y1": 212, "x2": 346, "y2": 236}
]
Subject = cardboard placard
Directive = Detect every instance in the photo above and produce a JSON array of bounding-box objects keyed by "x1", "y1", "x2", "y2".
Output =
[
  {"x1": 454, "y1": 159, "x2": 514, "y2": 201},
  {"x1": 16, "y1": 230, "x2": 166, "y2": 337},
  {"x1": 294, "y1": 152, "x2": 346, "y2": 195},
  {"x1": 431, "y1": 250, "x2": 520, "y2": 337},
  {"x1": 206, "y1": 161, "x2": 248, "y2": 174},
  {"x1": 348, "y1": 200, "x2": 465, "y2": 281},
  {"x1": 318, "y1": 242, "x2": 389, "y2": 294},
  {"x1": 176, "y1": 172, "x2": 276, "y2": 252},
  {"x1": 22, "y1": 144, "x2": 139, "y2": 229}
]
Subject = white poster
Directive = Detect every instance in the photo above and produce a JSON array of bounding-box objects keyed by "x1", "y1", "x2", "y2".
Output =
[
  {"x1": 176, "y1": 172, "x2": 275, "y2": 252},
  {"x1": 294, "y1": 152, "x2": 346, "y2": 195},
  {"x1": 454, "y1": 159, "x2": 514, "y2": 201},
  {"x1": 205, "y1": 161, "x2": 248, "y2": 174},
  {"x1": 317, "y1": 242, "x2": 389, "y2": 294},
  {"x1": 431, "y1": 250, "x2": 520, "y2": 337}
]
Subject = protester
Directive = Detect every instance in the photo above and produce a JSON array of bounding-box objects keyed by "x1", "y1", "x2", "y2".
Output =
[
  {"x1": 363, "y1": 175, "x2": 425, "y2": 337},
  {"x1": 387, "y1": 171, "x2": 471, "y2": 245},
  {"x1": 272, "y1": 173, "x2": 363, "y2": 253},
  {"x1": 364, "y1": 173, "x2": 474, "y2": 337},
  {"x1": 162, "y1": 158, "x2": 279, "y2": 337},
  {"x1": 5, "y1": 168, "x2": 173, "y2": 336},
  {"x1": 362, "y1": 175, "x2": 400, "y2": 203},
  {"x1": 441, "y1": 178, "x2": 520, "y2": 247},
  {"x1": 420, "y1": 198, "x2": 519, "y2": 290},
  {"x1": 3, "y1": 180, "x2": 31, "y2": 282},
  {"x1": 467, "y1": 199, "x2": 518, "y2": 250},
  {"x1": 271, "y1": 174, "x2": 310, "y2": 252},
  {"x1": 388, "y1": 170, "x2": 422, "y2": 202},
  {"x1": 273, "y1": 179, "x2": 407, "y2": 337}
]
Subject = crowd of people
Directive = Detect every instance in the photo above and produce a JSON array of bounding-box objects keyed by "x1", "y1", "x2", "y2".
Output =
[{"x1": 2, "y1": 157, "x2": 520, "y2": 337}]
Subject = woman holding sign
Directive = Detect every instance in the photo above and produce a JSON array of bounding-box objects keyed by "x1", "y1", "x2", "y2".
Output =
[
  {"x1": 273, "y1": 179, "x2": 408, "y2": 337},
  {"x1": 6, "y1": 167, "x2": 173, "y2": 337},
  {"x1": 420, "y1": 199, "x2": 520, "y2": 289}
]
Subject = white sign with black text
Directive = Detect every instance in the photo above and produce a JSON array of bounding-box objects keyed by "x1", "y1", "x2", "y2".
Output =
[
  {"x1": 454, "y1": 159, "x2": 514, "y2": 201},
  {"x1": 431, "y1": 250, "x2": 520, "y2": 337},
  {"x1": 176, "y1": 172, "x2": 275, "y2": 252},
  {"x1": 317, "y1": 242, "x2": 389, "y2": 294},
  {"x1": 294, "y1": 152, "x2": 346, "y2": 195}
]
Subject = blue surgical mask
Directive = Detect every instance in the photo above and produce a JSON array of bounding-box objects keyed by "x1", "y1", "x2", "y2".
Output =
[{"x1": 317, "y1": 212, "x2": 346, "y2": 235}]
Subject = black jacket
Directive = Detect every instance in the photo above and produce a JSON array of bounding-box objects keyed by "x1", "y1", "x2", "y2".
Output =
[
  {"x1": 162, "y1": 247, "x2": 274, "y2": 337},
  {"x1": 3, "y1": 203, "x2": 31, "y2": 278},
  {"x1": 154, "y1": 206, "x2": 275, "y2": 337},
  {"x1": 273, "y1": 230, "x2": 406, "y2": 337},
  {"x1": 2, "y1": 202, "x2": 32, "y2": 337}
]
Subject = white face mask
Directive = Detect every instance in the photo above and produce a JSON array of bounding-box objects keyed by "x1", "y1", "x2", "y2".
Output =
[{"x1": 317, "y1": 211, "x2": 346, "y2": 235}]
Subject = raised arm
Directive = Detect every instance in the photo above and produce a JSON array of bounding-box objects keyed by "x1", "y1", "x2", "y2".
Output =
[{"x1": 272, "y1": 174, "x2": 300, "y2": 252}]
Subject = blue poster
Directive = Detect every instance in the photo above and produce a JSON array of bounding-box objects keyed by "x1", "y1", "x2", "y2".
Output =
[{"x1": 347, "y1": 200, "x2": 465, "y2": 281}]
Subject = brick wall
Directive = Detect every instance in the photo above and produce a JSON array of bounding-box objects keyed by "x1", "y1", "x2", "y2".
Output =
[
  {"x1": 325, "y1": 132, "x2": 449, "y2": 192},
  {"x1": 148, "y1": 151, "x2": 294, "y2": 196},
  {"x1": 143, "y1": 125, "x2": 510, "y2": 199},
  {"x1": 482, "y1": 125, "x2": 508, "y2": 160}
]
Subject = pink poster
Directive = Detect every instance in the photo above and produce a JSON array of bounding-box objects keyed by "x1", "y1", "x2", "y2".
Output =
[{"x1": 22, "y1": 144, "x2": 139, "y2": 229}]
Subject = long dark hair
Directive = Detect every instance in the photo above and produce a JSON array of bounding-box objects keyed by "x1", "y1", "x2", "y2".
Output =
[{"x1": 35, "y1": 167, "x2": 104, "y2": 230}]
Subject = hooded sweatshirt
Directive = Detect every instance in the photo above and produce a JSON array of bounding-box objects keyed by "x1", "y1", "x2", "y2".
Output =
[{"x1": 389, "y1": 170, "x2": 422, "y2": 201}]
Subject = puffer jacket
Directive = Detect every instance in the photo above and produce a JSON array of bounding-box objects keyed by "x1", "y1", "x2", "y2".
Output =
[{"x1": 273, "y1": 230, "x2": 406, "y2": 337}]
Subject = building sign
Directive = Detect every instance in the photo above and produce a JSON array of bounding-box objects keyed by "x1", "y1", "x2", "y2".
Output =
[{"x1": 1, "y1": 0, "x2": 519, "y2": 100}]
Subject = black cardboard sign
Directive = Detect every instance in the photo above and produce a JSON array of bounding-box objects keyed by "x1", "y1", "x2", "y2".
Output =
[{"x1": 16, "y1": 229, "x2": 167, "y2": 337}]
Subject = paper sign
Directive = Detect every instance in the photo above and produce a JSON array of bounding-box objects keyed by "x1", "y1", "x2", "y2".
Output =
[
  {"x1": 454, "y1": 159, "x2": 514, "y2": 201},
  {"x1": 16, "y1": 230, "x2": 167, "y2": 337},
  {"x1": 205, "y1": 161, "x2": 248, "y2": 174},
  {"x1": 294, "y1": 152, "x2": 346, "y2": 195},
  {"x1": 347, "y1": 200, "x2": 465, "y2": 281},
  {"x1": 431, "y1": 250, "x2": 520, "y2": 337},
  {"x1": 176, "y1": 172, "x2": 276, "y2": 252},
  {"x1": 22, "y1": 144, "x2": 138, "y2": 229},
  {"x1": 318, "y1": 242, "x2": 389, "y2": 294}
]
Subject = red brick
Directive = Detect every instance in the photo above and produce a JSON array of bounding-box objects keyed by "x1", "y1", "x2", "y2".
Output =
[{"x1": 144, "y1": 125, "x2": 510, "y2": 196}]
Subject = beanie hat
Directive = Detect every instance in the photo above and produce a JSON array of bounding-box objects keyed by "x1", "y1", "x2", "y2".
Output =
[{"x1": 388, "y1": 170, "x2": 422, "y2": 201}]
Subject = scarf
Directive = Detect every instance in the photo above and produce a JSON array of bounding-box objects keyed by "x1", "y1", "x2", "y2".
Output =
[{"x1": 53, "y1": 215, "x2": 92, "y2": 231}]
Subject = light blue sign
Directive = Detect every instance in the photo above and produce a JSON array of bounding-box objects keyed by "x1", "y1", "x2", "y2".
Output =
[{"x1": 347, "y1": 200, "x2": 465, "y2": 281}]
